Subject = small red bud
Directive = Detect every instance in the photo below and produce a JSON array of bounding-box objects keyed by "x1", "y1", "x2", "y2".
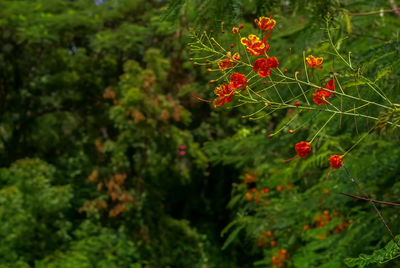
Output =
[
  {"x1": 206, "y1": 68, "x2": 211, "y2": 72},
  {"x1": 288, "y1": 129, "x2": 294, "y2": 134},
  {"x1": 221, "y1": 21, "x2": 225, "y2": 25},
  {"x1": 230, "y1": 44, "x2": 234, "y2": 48},
  {"x1": 295, "y1": 101, "x2": 300, "y2": 107},
  {"x1": 283, "y1": 69, "x2": 287, "y2": 73},
  {"x1": 239, "y1": 24, "x2": 244, "y2": 29},
  {"x1": 209, "y1": 80, "x2": 214, "y2": 84},
  {"x1": 221, "y1": 30, "x2": 225, "y2": 33},
  {"x1": 263, "y1": 81, "x2": 267, "y2": 84},
  {"x1": 210, "y1": 30, "x2": 214, "y2": 33},
  {"x1": 268, "y1": 134, "x2": 273, "y2": 139},
  {"x1": 205, "y1": 60, "x2": 209, "y2": 63}
]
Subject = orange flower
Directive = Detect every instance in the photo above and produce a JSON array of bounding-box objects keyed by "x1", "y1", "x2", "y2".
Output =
[
  {"x1": 245, "y1": 192, "x2": 253, "y2": 201},
  {"x1": 295, "y1": 141, "x2": 311, "y2": 158},
  {"x1": 329, "y1": 155, "x2": 343, "y2": 169},
  {"x1": 230, "y1": 73, "x2": 247, "y2": 91},
  {"x1": 306, "y1": 55, "x2": 323, "y2": 69},
  {"x1": 213, "y1": 83, "x2": 235, "y2": 107},
  {"x1": 253, "y1": 57, "x2": 279, "y2": 77},
  {"x1": 255, "y1": 16, "x2": 276, "y2": 31},
  {"x1": 240, "y1": 34, "x2": 269, "y2": 56},
  {"x1": 312, "y1": 79, "x2": 335, "y2": 106}
]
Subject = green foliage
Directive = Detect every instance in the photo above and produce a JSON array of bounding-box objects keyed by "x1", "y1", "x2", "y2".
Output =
[
  {"x1": 36, "y1": 221, "x2": 142, "y2": 268},
  {"x1": 1, "y1": 0, "x2": 400, "y2": 267},
  {"x1": 0, "y1": 159, "x2": 72, "y2": 265},
  {"x1": 344, "y1": 235, "x2": 400, "y2": 267}
]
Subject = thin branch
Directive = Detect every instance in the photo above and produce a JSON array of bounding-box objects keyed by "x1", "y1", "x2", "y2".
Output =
[
  {"x1": 349, "y1": 9, "x2": 397, "y2": 17},
  {"x1": 340, "y1": 192, "x2": 400, "y2": 207}
]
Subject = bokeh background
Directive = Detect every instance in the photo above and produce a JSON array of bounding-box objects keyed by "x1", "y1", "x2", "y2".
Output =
[{"x1": 1, "y1": 0, "x2": 400, "y2": 267}]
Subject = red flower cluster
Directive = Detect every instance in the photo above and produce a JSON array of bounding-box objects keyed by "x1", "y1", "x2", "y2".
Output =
[
  {"x1": 243, "y1": 171, "x2": 258, "y2": 184},
  {"x1": 306, "y1": 55, "x2": 323, "y2": 69},
  {"x1": 272, "y1": 249, "x2": 290, "y2": 268},
  {"x1": 240, "y1": 34, "x2": 269, "y2": 56},
  {"x1": 313, "y1": 79, "x2": 335, "y2": 105},
  {"x1": 218, "y1": 52, "x2": 241, "y2": 70},
  {"x1": 245, "y1": 187, "x2": 269, "y2": 204},
  {"x1": 253, "y1": 57, "x2": 279, "y2": 77},
  {"x1": 230, "y1": 73, "x2": 247, "y2": 91},
  {"x1": 326, "y1": 154, "x2": 344, "y2": 180},
  {"x1": 304, "y1": 210, "x2": 352, "y2": 238},
  {"x1": 276, "y1": 183, "x2": 293, "y2": 192},
  {"x1": 231, "y1": 24, "x2": 244, "y2": 34},
  {"x1": 255, "y1": 16, "x2": 276, "y2": 31},
  {"x1": 284, "y1": 141, "x2": 311, "y2": 162},
  {"x1": 213, "y1": 83, "x2": 234, "y2": 107},
  {"x1": 334, "y1": 219, "x2": 352, "y2": 234},
  {"x1": 213, "y1": 73, "x2": 247, "y2": 107},
  {"x1": 329, "y1": 154, "x2": 343, "y2": 169},
  {"x1": 257, "y1": 231, "x2": 275, "y2": 248},
  {"x1": 295, "y1": 141, "x2": 311, "y2": 158},
  {"x1": 314, "y1": 210, "x2": 332, "y2": 228}
]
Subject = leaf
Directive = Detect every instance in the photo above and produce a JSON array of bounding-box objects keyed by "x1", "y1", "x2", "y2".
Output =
[
  {"x1": 221, "y1": 225, "x2": 245, "y2": 250},
  {"x1": 374, "y1": 68, "x2": 392, "y2": 83},
  {"x1": 160, "y1": 0, "x2": 186, "y2": 21},
  {"x1": 344, "y1": 236, "x2": 400, "y2": 267}
]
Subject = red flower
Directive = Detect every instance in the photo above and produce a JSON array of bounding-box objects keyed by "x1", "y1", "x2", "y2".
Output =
[
  {"x1": 228, "y1": 52, "x2": 241, "y2": 61},
  {"x1": 312, "y1": 79, "x2": 335, "y2": 106},
  {"x1": 306, "y1": 55, "x2": 323, "y2": 69},
  {"x1": 253, "y1": 57, "x2": 279, "y2": 77},
  {"x1": 284, "y1": 141, "x2": 311, "y2": 162},
  {"x1": 254, "y1": 16, "x2": 276, "y2": 31},
  {"x1": 324, "y1": 79, "x2": 335, "y2": 94},
  {"x1": 213, "y1": 83, "x2": 235, "y2": 107},
  {"x1": 232, "y1": 27, "x2": 240, "y2": 34},
  {"x1": 295, "y1": 141, "x2": 311, "y2": 158},
  {"x1": 218, "y1": 52, "x2": 240, "y2": 70},
  {"x1": 313, "y1": 93, "x2": 329, "y2": 105},
  {"x1": 329, "y1": 155, "x2": 343, "y2": 169},
  {"x1": 218, "y1": 59, "x2": 234, "y2": 70},
  {"x1": 240, "y1": 34, "x2": 269, "y2": 56},
  {"x1": 230, "y1": 73, "x2": 247, "y2": 91}
]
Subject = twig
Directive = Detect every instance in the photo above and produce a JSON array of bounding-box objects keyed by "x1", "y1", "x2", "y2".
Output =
[
  {"x1": 343, "y1": 166, "x2": 400, "y2": 249},
  {"x1": 349, "y1": 9, "x2": 397, "y2": 17},
  {"x1": 390, "y1": 0, "x2": 400, "y2": 19},
  {"x1": 340, "y1": 192, "x2": 400, "y2": 207}
]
